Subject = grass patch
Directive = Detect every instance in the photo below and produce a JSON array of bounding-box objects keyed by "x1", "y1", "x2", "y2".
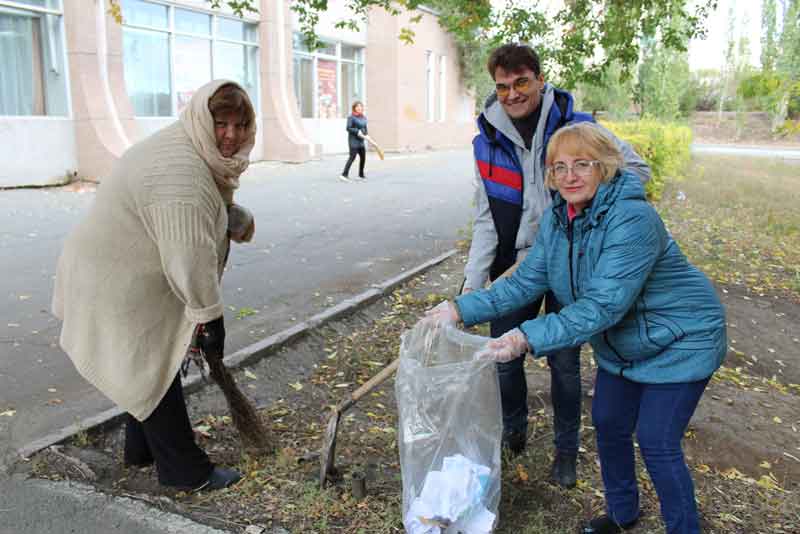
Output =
[{"x1": 657, "y1": 155, "x2": 800, "y2": 300}]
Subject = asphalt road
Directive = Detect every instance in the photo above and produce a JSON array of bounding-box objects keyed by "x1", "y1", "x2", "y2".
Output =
[
  {"x1": 691, "y1": 143, "x2": 800, "y2": 159},
  {"x1": 0, "y1": 148, "x2": 475, "y2": 467}
]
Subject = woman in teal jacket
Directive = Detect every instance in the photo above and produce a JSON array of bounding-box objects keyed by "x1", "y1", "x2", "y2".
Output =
[{"x1": 428, "y1": 123, "x2": 726, "y2": 534}]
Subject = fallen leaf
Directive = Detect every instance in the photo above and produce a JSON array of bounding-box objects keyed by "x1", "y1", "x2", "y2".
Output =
[
  {"x1": 47, "y1": 398, "x2": 63, "y2": 406},
  {"x1": 289, "y1": 382, "x2": 303, "y2": 391},
  {"x1": 773, "y1": 416, "x2": 783, "y2": 424},
  {"x1": 756, "y1": 473, "x2": 784, "y2": 492},
  {"x1": 193, "y1": 424, "x2": 212, "y2": 437},
  {"x1": 244, "y1": 369, "x2": 258, "y2": 380},
  {"x1": 516, "y1": 464, "x2": 529, "y2": 482},
  {"x1": 47, "y1": 388, "x2": 57, "y2": 393},
  {"x1": 0, "y1": 409, "x2": 16, "y2": 417},
  {"x1": 759, "y1": 461, "x2": 771, "y2": 469}
]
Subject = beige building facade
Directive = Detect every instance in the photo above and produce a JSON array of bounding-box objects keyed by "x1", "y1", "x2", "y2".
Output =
[{"x1": 0, "y1": 0, "x2": 475, "y2": 187}]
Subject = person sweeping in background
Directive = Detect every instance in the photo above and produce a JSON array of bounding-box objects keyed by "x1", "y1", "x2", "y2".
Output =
[
  {"x1": 340, "y1": 101, "x2": 369, "y2": 182},
  {"x1": 52, "y1": 80, "x2": 259, "y2": 492},
  {"x1": 428, "y1": 122, "x2": 726, "y2": 534}
]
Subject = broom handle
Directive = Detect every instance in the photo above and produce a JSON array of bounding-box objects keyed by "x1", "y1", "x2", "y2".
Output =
[{"x1": 337, "y1": 358, "x2": 400, "y2": 413}]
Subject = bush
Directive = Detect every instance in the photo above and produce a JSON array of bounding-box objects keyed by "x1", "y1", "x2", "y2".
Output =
[{"x1": 602, "y1": 119, "x2": 693, "y2": 201}]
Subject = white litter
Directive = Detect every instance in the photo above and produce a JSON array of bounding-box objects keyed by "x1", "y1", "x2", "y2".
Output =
[{"x1": 404, "y1": 454, "x2": 495, "y2": 534}]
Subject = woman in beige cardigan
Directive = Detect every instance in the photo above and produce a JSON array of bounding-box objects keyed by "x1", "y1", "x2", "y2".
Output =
[{"x1": 53, "y1": 80, "x2": 257, "y2": 491}]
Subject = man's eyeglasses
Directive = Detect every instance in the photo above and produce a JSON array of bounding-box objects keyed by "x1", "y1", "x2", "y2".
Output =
[
  {"x1": 495, "y1": 77, "x2": 532, "y2": 98},
  {"x1": 549, "y1": 160, "x2": 602, "y2": 180}
]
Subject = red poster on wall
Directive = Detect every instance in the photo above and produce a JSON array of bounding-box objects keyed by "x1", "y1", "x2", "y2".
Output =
[{"x1": 317, "y1": 59, "x2": 338, "y2": 119}]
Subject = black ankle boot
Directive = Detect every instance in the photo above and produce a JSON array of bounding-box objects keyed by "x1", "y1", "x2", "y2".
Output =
[
  {"x1": 550, "y1": 450, "x2": 577, "y2": 488},
  {"x1": 502, "y1": 430, "x2": 527, "y2": 457},
  {"x1": 579, "y1": 515, "x2": 638, "y2": 534}
]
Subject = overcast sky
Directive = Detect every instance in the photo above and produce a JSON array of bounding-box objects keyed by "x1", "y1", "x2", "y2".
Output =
[{"x1": 688, "y1": 0, "x2": 764, "y2": 71}]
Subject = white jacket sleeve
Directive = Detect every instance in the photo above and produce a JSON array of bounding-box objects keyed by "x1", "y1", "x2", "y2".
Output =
[{"x1": 463, "y1": 162, "x2": 498, "y2": 291}]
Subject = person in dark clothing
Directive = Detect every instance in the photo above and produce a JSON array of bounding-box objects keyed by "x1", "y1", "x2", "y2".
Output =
[{"x1": 340, "y1": 101, "x2": 368, "y2": 182}]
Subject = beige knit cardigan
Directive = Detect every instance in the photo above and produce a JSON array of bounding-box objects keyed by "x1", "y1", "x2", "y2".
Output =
[{"x1": 52, "y1": 120, "x2": 233, "y2": 421}]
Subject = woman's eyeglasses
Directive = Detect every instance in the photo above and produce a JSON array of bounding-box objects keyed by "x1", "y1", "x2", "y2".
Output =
[
  {"x1": 549, "y1": 160, "x2": 602, "y2": 180},
  {"x1": 495, "y1": 77, "x2": 532, "y2": 98}
]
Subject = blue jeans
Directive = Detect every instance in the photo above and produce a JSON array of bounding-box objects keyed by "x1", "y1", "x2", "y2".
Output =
[
  {"x1": 592, "y1": 368, "x2": 709, "y2": 534},
  {"x1": 492, "y1": 292, "x2": 581, "y2": 454}
]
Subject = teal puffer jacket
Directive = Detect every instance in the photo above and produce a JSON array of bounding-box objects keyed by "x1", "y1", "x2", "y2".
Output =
[{"x1": 455, "y1": 171, "x2": 727, "y2": 383}]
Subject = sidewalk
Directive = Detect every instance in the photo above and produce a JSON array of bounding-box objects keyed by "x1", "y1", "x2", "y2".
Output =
[{"x1": 0, "y1": 474, "x2": 231, "y2": 534}]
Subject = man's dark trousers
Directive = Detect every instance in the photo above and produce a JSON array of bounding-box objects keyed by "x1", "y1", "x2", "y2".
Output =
[{"x1": 491, "y1": 291, "x2": 581, "y2": 453}]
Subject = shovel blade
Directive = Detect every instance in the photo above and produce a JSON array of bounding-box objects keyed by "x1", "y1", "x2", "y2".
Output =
[{"x1": 319, "y1": 409, "x2": 340, "y2": 488}]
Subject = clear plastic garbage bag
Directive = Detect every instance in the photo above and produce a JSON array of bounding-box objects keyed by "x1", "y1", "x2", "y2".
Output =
[{"x1": 396, "y1": 320, "x2": 502, "y2": 534}]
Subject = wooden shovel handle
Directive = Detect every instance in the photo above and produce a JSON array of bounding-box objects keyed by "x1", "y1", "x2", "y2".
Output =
[{"x1": 338, "y1": 358, "x2": 400, "y2": 412}]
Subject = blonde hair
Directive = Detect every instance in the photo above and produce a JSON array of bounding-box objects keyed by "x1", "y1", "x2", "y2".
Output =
[{"x1": 544, "y1": 122, "x2": 623, "y2": 189}]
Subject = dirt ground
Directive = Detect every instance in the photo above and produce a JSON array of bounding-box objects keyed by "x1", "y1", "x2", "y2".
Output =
[
  {"x1": 18, "y1": 154, "x2": 800, "y2": 533},
  {"x1": 19, "y1": 251, "x2": 799, "y2": 534},
  {"x1": 690, "y1": 111, "x2": 800, "y2": 147}
]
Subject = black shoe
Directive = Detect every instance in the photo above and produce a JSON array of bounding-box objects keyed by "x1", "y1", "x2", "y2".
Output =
[
  {"x1": 579, "y1": 515, "x2": 638, "y2": 534},
  {"x1": 550, "y1": 450, "x2": 577, "y2": 488},
  {"x1": 194, "y1": 467, "x2": 242, "y2": 492},
  {"x1": 502, "y1": 430, "x2": 527, "y2": 457}
]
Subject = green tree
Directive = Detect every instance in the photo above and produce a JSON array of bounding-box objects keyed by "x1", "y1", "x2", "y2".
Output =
[
  {"x1": 577, "y1": 62, "x2": 634, "y2": 120},
  {"x1": 718, "y1": 1, "x2": 737, "y2": 121},
  {"x1": 761, "y1": 0, "x2": 778, "y2": 71},
  {"x1": 775, "y1": 0, "x2": 800, "y2": 125},
  {"x1": 284, "y1": 0, "x2": 717, "y2": 89},
  {"x1": 637, "y1": 38, "x2": 692, "y2": 120}
]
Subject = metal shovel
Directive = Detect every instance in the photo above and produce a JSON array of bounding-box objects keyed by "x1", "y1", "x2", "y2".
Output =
[{"x1": 319, "y1": 357, "x2": 400, "y2": 487}]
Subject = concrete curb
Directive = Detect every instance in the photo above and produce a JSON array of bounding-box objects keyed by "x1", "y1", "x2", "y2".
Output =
[{"x1": 17, "y1": 249, "x2": 458, "y2": 459}]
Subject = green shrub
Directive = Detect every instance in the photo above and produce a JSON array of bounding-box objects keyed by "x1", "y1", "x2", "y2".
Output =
[{"x1": 601, "y1": 119, "x2": 693, "y2": 201}]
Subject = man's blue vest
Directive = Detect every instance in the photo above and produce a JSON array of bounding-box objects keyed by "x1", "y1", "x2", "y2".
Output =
[{"x1": 472, "y1": 89, "x2": 594, "y2": 280}]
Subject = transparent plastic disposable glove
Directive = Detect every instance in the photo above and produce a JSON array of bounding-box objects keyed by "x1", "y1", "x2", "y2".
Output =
[
  {"x1": 357, "y1": 130, "x2": 365, "y2": 138},
  {"x1": 423, "y1": 300, "x2": 460, "y2": 326},
  {"x1": 476, "y1": 328, "x2": 530, "y2": 362}
]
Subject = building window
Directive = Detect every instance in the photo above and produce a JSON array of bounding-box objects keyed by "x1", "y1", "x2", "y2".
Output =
[
  {"x1": 0, "y1": 0, "x2": 69, "y2": 116},
  {"x1": 438, "y1": 55, "x2": 446, "y2": 122},
  {"x1": 293, "y1": 55, "x2": 314, "y2": 118},
  {"x1": 292, "y1": 33, "x2": 365, "y2": 119},
  {"x1": 122, "y1": 0, "x2": 259, "y2": 117},
  {"x1": 425, "y1": 50, "x2": 435, "y2": 122}
]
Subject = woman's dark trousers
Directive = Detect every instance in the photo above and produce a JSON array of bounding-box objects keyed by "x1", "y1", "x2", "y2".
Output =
[
  {"x1": 342, "y1": 146, "x2": 366, "y2": 177},
  {"x1": 593, "y1": 368, "x2": 709, "y2": 533},
  {"x1": 492, "y1": 291, "x2": 581, "y2": 454},
  {"x1": 124, "y1": 373, "x2": 213, "y2": 488}
]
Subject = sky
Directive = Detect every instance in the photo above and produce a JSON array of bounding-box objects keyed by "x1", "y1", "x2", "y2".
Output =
[{"x1": 688, "y1": 0, "x2": 764, "y2": 71}]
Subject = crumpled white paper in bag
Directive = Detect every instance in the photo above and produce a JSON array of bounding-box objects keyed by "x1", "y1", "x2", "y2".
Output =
[{"x1": 404, "y1": 454, "x2": 495, "y2": 534}]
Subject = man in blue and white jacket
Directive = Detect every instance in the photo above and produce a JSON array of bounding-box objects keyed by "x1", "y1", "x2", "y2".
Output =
[{"x1": 464, "y1": 43, "x2": 651, "y2": 487}]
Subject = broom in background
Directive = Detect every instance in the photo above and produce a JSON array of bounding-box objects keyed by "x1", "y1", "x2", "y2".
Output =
[{"x1": 364, "y1": 134, "x2": 385, "y2": 160}]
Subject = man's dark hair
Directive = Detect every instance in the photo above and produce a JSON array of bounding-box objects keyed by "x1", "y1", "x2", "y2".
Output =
[{"x1": 487, "y1": 44, "x2": 541, "y2": 79}]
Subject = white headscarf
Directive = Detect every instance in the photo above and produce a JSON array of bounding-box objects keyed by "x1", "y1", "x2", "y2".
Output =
[{"x1": 180, "y1": 79, "x2": 257, "y2": 204}]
